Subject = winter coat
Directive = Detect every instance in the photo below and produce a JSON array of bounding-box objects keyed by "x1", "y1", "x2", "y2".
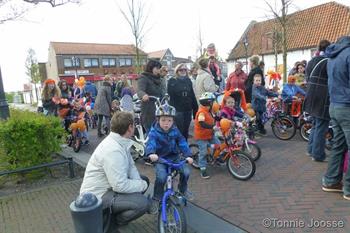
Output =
[
  {"x1": 195, "y1": 68, "x2": 218, "y2": 102},
  {"x1": 137, "y1": 72, "x2": 164, "y2": 131},
  {"x1": 167, "y1": 76, "x2": 198, "y2": 113},
  {"x1": 252, "y1": 85, "x2": 278, "y2": 112},
  {"x1": 146, "y1": 123, "x2": 192, "y2": 159},
  {"x1": 84, "y1": 82, "x2": 98, "y2": 97},
  {"x1": 326, "y1": 36, "x2": 350, "y2": 105},
  {"x1": 226, "y1": 70, "x2": 248, "y2": 91},
  {"x1": 304, "y1": 56, "x2": 330, "y2": 120},
  {"x1": 281, "y1": 84, "x2": 306, "y2": 102},
  {"x1": 94, "y1": 81, "x2": 112, "y2": 116},
  {"x1": 245, "y1": 66, "x2": 265, "y2": 103},
  {"x1": 80, "y1": 132, "x2": 147, "y2": 199}
]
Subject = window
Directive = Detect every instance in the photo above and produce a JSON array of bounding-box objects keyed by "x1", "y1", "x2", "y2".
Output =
[
  {"x1": 64, "y1": 58, "x2": 80, "y2": 68},
  {"x1": 102, "y1": 58, "x2": 116, "y2": 67},
  {"x1": 84, "y1": 58, "x2": 99, "y2": 68},
  {"x1": 119, "y1": 58, "x2": 132, "y2": 67}
]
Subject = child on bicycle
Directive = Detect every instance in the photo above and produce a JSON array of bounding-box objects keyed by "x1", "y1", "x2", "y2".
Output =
[
  {"x1": 146, "y1": 101, "x2": 194, "y2": 212},
  {"x1": 220, "y1": 95, "x2": 245, "y2": 120},
  {"x1": 281, "y1": 75, "x2": 306, "y2": 103},
  {"x1": 194, "y1": 92, "x2": 221, "y2": 179},
  {"x1": 68, "y1": 99, "x2": 89, "y2": 145},
  {"x1": 252, "y1": 74, "x2": 279, "y2": 136}
]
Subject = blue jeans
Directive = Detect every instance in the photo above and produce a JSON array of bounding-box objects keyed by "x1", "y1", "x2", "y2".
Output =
[
  {"x1": 175, "y1": 111, "x2": 192, "y2": 140},
  {"x1": 323, "y1": 105, "x2": 350, "y2": 195},
  {"x1": 307, "y1": 117, "x2": 329, "y2": 161},
  {"x1": 153, "y1": 162, "x2": 191, "y2": 201},
  {"x1": 197, "y1": 136, "x2": 221, "y2": 169}
]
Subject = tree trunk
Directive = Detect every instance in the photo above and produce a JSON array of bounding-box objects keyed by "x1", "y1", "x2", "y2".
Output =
[
  {"x1": 282, "y1": 25, "x2": 287, "y2": 83},
  {"x1": 135, "y1": 37, "x2": 141, "y2": 74},
  {"x1": 34, "y1": 83, "x2": 39, "y2": 103}
]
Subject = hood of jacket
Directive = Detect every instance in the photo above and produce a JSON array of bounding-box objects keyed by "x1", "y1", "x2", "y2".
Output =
[{"x1": 326, "y1": 36, "x2": 350, "y2": 58}]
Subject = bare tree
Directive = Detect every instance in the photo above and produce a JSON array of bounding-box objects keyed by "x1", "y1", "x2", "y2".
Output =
[
  {"x1": 25, "y1": 48, "x2": 41, "y2": 103},
  {"x1": 265, "y1": 0, "x2": 293, "y2": 83},
  {"x1": 118, "y1": 0, "x2": 150, "y2": 74},
  {"x1": 0, "y1": 0, "x2": 79, "y2": 24},
  {"x1": 196, "y1": 23, "x2": 204, "y2": 59}
]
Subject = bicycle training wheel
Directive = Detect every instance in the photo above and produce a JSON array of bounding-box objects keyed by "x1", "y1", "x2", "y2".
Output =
[
  {"x1": 271, "y1": 116, "x2": 296, "y2": 140},
  {"x1": 158, "y1": 198, "x2": 187, "y2": 233},
  {"x1": 243, "y1": 142, "x2": 261, "y2": 161},
  {"x1": 227, "y1": 150, "x2": 255, "y2": 180},
  {"x1": 189, "y1": 144, "x2": 200, "y2": 169}
]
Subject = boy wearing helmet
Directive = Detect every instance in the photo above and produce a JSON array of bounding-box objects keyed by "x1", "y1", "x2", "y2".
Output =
[
  {"x1": 194, "y1": 92, "x2": 221, "y2": 179},
  {"x1": 146, "y1": 101, "x2": 194, "y2": 213}
]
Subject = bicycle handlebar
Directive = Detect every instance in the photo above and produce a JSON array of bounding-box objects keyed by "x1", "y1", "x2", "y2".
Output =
[{"x1": 157, "y1": 158, "x2": 188, "y2": 169}]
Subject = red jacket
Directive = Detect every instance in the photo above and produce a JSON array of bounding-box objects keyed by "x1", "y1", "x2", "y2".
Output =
[{"x1": 226, "y1": 70, "x2": 247, "y2": 91}]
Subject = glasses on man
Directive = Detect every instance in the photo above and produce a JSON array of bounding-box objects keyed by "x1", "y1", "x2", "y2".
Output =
[{"x1": 178, "y1": 69, "x2": 187, "y2": 72}]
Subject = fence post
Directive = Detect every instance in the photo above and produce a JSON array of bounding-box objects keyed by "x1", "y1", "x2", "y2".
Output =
[{"x1": 68, "y1": 157, "x2": 75, "y2": 178}]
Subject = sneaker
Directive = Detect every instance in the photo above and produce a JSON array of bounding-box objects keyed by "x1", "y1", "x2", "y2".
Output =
[
  {"x1": 84, "y1": 140, "x2": 90, "y2": 145},
  {"x1": 322, "y1": 182, "x2": 343, "y2": 193},
  {"x1": 148, "y1": 199, "x2": 159, "y2": 215},
  {"x1": 343, "y1": 194, "x2": 350, "y2": 200},
  {"x1": 305, "y1": 152, "x2": 312, "y2": 157},
  {"x1": 200, "y1": 169, "x2": 210, "y2": 179},
  {"x1": 257, "y1": 130, "x2": 267, "y2": 136},
  {"x1": 181, "y1": 190, "x2": 195, "y2": 201},
  {"x1": 312, "y1": 157, "x2": 328, "y2": 162}
]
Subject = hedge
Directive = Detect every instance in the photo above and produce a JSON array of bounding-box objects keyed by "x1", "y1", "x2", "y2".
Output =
[{"x1": 0, "y1": 109, "x2": 65, "y2": 171}]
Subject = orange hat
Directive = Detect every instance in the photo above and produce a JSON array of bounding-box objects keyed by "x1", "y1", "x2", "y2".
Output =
[{"x1": 45, "y1": 79, "x2": 55, "y2": 85}]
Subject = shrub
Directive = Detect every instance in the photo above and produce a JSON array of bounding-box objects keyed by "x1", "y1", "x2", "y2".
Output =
[{"x1": 0, "y1": 109, "x2": 65, "y2": 171}]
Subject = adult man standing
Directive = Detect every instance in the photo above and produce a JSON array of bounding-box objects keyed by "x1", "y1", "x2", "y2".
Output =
[
  {"x1": 304, "y1": 39, "x2": 331, "y2": 162},
  {"x1": 80, "y1": 111, "x2": 154, "y2": 227},
  {"x1": 195, "y1": 58, "x2": 218, "y2": 103},
  {"x1": 225, "y1": 61, "x2": 247, "y2": 91},
  {"x1": 322, "y1": 36, "x2": 350, "y2": 201}
]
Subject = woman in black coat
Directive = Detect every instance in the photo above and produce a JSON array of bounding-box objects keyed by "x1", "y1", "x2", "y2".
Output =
[
  {"x1": 137, "y1": 60, "x2": 164, "y2": 133},
  {"x1": 245, "y1": 55, "x2": 265, "y2": 103},
  {"x1": 167, "y1": 63, "x2": 198, "y2": 140}
]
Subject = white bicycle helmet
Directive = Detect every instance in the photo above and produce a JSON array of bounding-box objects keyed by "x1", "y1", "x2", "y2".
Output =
[
  {"x1": 155, "y1": 102, "x2": 176, "y2": 117},
  {"x1": 199, "y1": 92, "x2": 216, "y2": 106}
]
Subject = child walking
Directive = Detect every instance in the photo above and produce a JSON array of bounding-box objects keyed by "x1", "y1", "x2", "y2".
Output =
[
  {"x1": 146, "y1": 101, "x2": 194, "y2": 213},
  {"x1": 251, "y1": 74, "x2": 279, "y2": 136},
  {"x1": 194, "y1": 92, "x2": 221, "y2": 179}
]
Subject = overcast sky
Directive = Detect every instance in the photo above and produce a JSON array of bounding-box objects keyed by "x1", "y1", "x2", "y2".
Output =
[{"x1": 1, "y1": 0, "x2": 349, "y2": 92}]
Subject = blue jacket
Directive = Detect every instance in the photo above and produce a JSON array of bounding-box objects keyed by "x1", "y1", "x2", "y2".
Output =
[
  {"x1": 281, "y1": 84, "x2": 305, "y2": 102},
  {"x1": 326, "y1": 36, "x2": 350, "y2": 106},
  {"x1": 84, "y1": 82, "x2": 98, "y2": 97},
  {"x1": 252, "y1": 85, "x2": 278, "y2": 112},
  {"x1": 145, "y1": 123, "x2": 191, "y2": 159}
]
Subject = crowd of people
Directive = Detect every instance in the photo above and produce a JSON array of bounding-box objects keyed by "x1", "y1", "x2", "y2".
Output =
[{"x1": 39, "y1": 36, "x2": 350, "y2": 227}]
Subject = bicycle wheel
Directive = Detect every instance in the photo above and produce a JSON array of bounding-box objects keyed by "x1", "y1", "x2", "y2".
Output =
[
  {"x1": 226, "y1": 150, "x2": 255, "y2": 180},
  {"x1": 243, "y1": 142, "x2": 261, "y2": 161},
  {"x1": 271, "y1": 116, "x2": 296, "y2": 140},
  {"x1": 300, "y1": 121, "x2": 312, "y2": 141},
  {"x1": 73, "y1": 137, "x2": 81, "y2": 153},
  {"x1": 189, "y1": 144, "x2": 200, "y2": 169},
  {"x1": 158, "y1": 198, "x2": 187, "y2": 233}
]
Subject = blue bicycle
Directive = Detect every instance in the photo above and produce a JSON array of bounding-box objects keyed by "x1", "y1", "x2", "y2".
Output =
[{"x1": 157, "y1": 157, "x2": 188, "y2": 233}]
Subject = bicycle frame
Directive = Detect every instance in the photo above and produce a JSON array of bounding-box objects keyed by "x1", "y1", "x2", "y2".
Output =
[{"x1": 158, "y1": 158, "x2": 187, "y2": 224}]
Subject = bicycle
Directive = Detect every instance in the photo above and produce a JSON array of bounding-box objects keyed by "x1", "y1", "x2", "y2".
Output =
[
  {"x1": 156, "y1": 158, "x2": 188, "y2": 233},
  {"x1": 190, "y1": 120, "x2": 256, "y2": 180},
  {"x1": 263, "y1": 97, "x2": 297, "y2": 140}
]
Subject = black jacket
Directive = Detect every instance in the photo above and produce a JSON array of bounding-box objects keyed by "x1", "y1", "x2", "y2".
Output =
[
  {"x1": 245, "y1": 66, "x2": 265, "y2": 103},
  {"x1": 304, "y1": 56, "x2": 330, "y2": 120},
  {"x1": 167, "y1": 76, "x2": 198, "y2": 113}
]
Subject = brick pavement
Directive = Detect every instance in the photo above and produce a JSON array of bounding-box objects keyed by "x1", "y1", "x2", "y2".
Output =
[
  {"x1": 0, "y1": 178, "x2": 199, "y2": 233},
  {"x1": 134, "y1": 127, "x2": 350, "y2": 233}
]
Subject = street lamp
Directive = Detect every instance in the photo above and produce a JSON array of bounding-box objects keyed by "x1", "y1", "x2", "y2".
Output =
[
  {"x1": 0, "y1": 66, "x2": 10, "y2": 120},
  {"x1": 243, "y1": 36, "x2": 249, "y2": 73},
  {"x1": 71, "y1": 56, "x2": 79, "y2": 80}
]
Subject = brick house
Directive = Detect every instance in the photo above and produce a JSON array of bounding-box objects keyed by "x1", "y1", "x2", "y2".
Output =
[
  {"x1": 45, "y1": 42, "x2": 148, "y2": 85},
  {"x1": 148, "y1": 48, "x2": 193, "y2": 76},
  {"x1": 227, "y1": 2, "x2": 350, "y2": 79}
]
